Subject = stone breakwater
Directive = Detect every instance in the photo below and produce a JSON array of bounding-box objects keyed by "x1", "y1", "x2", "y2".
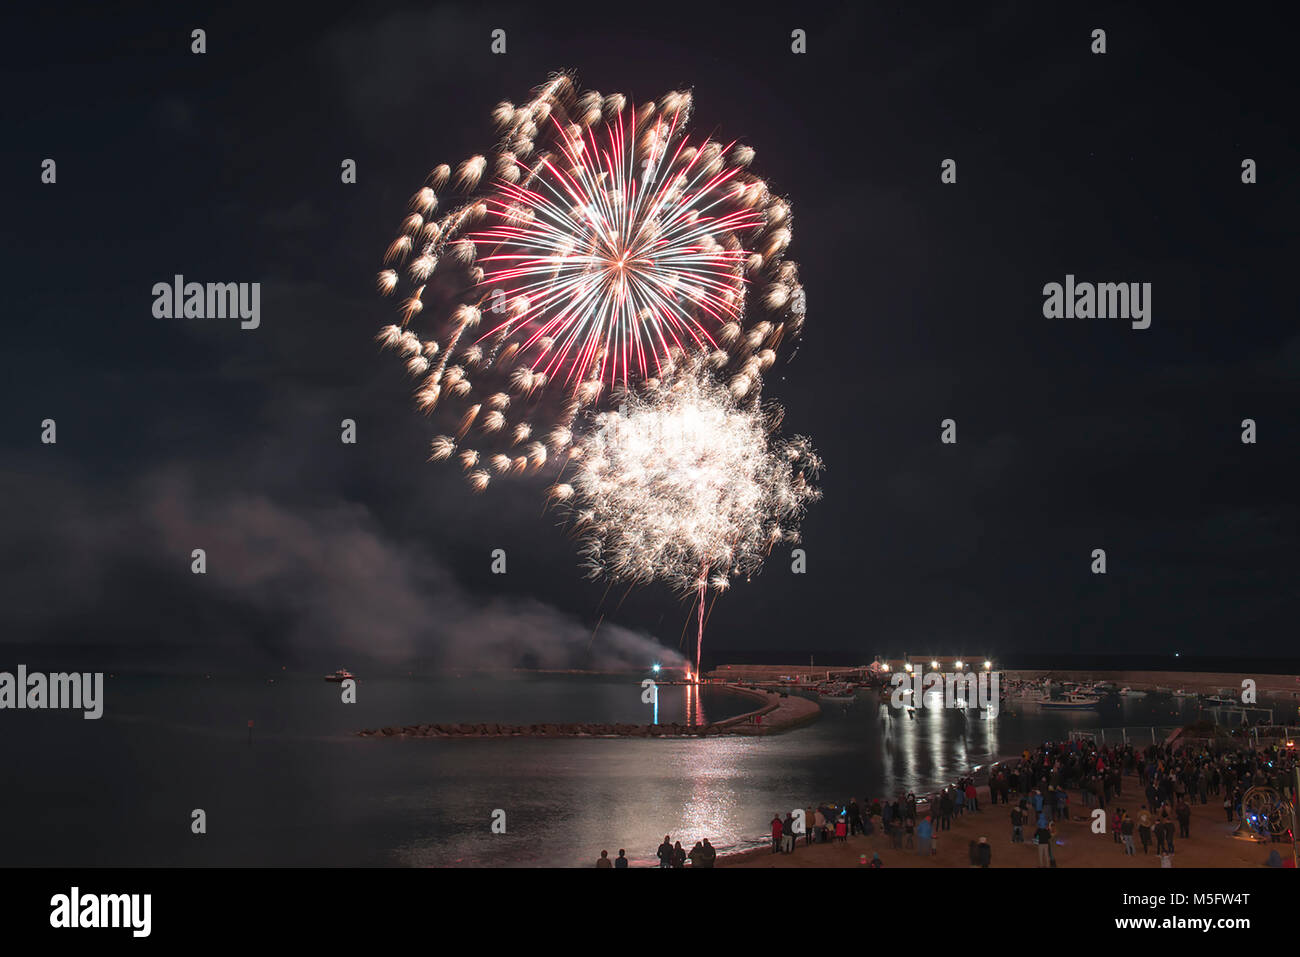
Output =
[{"x1": 356, "y1": 688, "x2": 821, "y2": 739}]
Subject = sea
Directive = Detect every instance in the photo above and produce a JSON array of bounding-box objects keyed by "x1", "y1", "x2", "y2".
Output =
[{"x1": 0, "y1": 672, "x2": 1287, "y2": 867}]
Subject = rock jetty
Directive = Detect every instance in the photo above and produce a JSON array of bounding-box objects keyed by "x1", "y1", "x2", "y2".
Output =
[{"x1": 356, "y1": 688, "x2": 821, "y2": 739}]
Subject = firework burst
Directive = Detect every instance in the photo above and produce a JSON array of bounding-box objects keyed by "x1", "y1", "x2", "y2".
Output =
[
  {"x1": 375, "y1": 72, "x2": 806, "y2": 490},
  {"x1": 551, "y1": 355, "x2": 821, "y2": 670}
]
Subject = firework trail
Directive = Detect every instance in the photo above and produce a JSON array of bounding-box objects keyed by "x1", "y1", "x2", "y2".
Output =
[
  {"x1": 550, "y1": 354, "x2": 822, "y2": 672},
  {"x1": 374, "y1": 72, "x2": 806, "y2": 491}
]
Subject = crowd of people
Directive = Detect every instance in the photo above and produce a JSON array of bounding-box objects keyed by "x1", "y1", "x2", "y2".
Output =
[{"x1": 596, "y1": 734, "x2": 1298, "y2": 867}]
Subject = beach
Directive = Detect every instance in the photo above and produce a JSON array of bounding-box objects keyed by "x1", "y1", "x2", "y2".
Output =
[{"x1": 720, "y1": 776, "x2": 1290, "y2": 868}]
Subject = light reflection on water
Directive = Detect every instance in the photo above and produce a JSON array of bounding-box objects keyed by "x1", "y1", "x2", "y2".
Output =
[{"x1": 0, "y1": 675, "x2": 1279, "y2": 866}]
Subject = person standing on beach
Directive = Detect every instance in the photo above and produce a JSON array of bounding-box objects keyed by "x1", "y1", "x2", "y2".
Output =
[
  {"x1": 1121, "y1": 814, "x2": 1136, "y2": 855},
  {"x1": 672, "y1": 841, "x2": 686, "y2": 868},
  {"x1": 904, "y1": 815, "x2": 915, "y2": 849},
  {"x1": 615, "y1": 849, "x2": 628, "y2": 868},
  {"x1": 783, "y1": 812, "x2": 797, "y2": 853},
  {"x1": 966, "y1": 781, "x2": 979, "y2": 812},
  {"x1": 1137, "y1": 806, "x2": 1152, "y2": 854},
  {"x1": 1010, "y1": 805, "x2": 1023, "y2": 843},
  {"x1": 699, "y1": 839, "x2": 716, "y2": 868},
  {"x1": 770, "y1": 815, "x2": 783, "y2": 854},
  {"x1": 977, "y1": 836, "x2": 991, "y2": 868},
  {"x1": 916, "y1": 816, "x2": 932, "y2": 855},
  {"x1": 597, "y1": 850, "x2": 613, "y2": 868},
  {"x1": 849, "y1": 798, "x2": 862, "y2": 837},
  {"x1": 658, "y1": 836, "x2": 674, "y2": 868},
  {"x1": 805, "y1": 806, "x2": 816, "y2": 846},
  {"x1": 1034, "y1": 822, "x2": 1052, "y2": 867},
  {"x1": 834, "y1": 813, "x2": 847, "y2": 843},
  {"x1": 1176, "y1": 799, "x2": 1191, "y2": 839}
]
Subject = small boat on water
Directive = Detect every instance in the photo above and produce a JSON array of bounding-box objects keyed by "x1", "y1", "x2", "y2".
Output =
[
  {"x1": 1119, "y1": 687, "x2": 1147, "y2": 698},
  {"x1": 324, "y1": 669, "x2": 356, "y2": 683},
  {"x1": 1040, "y1": 693, "x2": 1101, "y2": 710},
  {"x1": 1171, "y1": 689, "x2": 1196, "y2": 698},
  {"x1": 1013, "y1": 688, "x2": 1050, "y2": 705},
  {"x1": 818, "y1": 682, "x2": 856, "y2": 702}
]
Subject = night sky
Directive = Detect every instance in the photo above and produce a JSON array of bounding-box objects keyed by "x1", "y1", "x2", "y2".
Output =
[{"x1": 3, "y1": 3, "x2": 1296, "y2": 673}]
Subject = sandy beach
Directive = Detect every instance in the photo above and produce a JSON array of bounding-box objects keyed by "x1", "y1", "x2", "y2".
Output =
[{"x1": 720, "y1": 775, "x2": 1291, "y2": 868}]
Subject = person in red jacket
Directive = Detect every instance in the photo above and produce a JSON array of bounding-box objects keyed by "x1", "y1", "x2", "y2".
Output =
[
  {"x1": 771, "y1": 814, "x2": 783, "y2": 854},
  {"x1": 965, "y1": 782, "x2": 979, "y2": 812}
]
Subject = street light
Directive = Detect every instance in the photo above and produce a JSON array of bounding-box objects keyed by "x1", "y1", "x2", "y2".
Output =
[
  {"x1": 954, "y1": 660, "x2": 964, "y2": 670},
  {"x1": 930, "y1": 660, "x2": 940, "y2": 671},
  {"x1": 984, "y1": 660, "x2": 993, "y2": 670}
]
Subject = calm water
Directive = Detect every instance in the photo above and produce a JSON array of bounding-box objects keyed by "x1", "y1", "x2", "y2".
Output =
[{"x1": 0, "y1": 674, "x2": 1278, "y2": 867}]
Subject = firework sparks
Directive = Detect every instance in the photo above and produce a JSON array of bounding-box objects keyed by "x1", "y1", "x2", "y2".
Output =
[
  {"x1": 374, "y1": 72, "x2": 806, "y2": 490},
  {"x1": 553, "y1": 356, "x2": 821, "y2": 670}
]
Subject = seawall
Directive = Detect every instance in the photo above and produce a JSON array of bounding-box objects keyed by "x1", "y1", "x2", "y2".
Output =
[{"x1": 356, "y1": 686, "x2": 821, "y2": 739}]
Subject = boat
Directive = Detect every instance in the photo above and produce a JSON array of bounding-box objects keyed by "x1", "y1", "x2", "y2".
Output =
[
  {"x1": 1171, "y1": 689, "x2": 1196, "y2": 698},
  {"x1": 1203, "y1": 695, "x2": 1236, "y2": 706},
  {"x1": 1040, "y1": 693, "x2": 1101, "y2": 710},
  {"x1": 324, "y1": 669, "x2": 356, "y2": 683},
  {"x1": 1067, "y1": 681, "x2": 1100, "y2": 692},
  {"x1": 1118, "y1": 687, "x2": 1147, "y2": 698},
  {"x1": 1012, "y1": 686, "x2": 1050, "y2": 705},
  {"x1": 818, "y1": 682, "x2": 856, "y2": 702}
]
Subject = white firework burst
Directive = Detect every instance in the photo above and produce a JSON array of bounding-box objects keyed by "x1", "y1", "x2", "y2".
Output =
[{"x1": 561, "y1": 356, "x2": 821, "y2": 596}]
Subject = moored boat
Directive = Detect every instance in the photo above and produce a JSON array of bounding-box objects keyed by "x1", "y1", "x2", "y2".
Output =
[{"x1": 1040, "y1": 693, "x2": 1101, "y2": 710}]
